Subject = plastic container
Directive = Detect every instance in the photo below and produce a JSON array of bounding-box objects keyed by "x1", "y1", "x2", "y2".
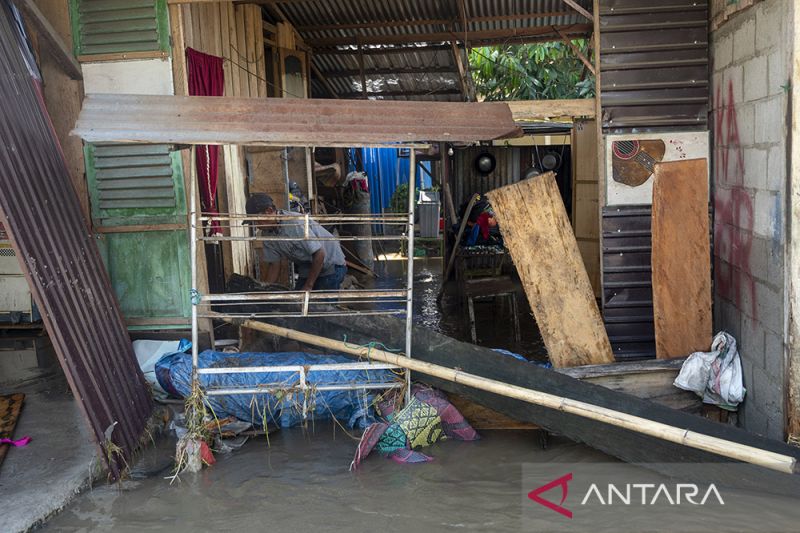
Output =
[{"x1": 418, "y1": 190, "x2": 441, "y2": 238}]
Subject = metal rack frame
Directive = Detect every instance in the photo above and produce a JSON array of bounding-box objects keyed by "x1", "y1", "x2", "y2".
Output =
[{"x1": 189, "y1": 144, "x2": 421, "y2": 414}]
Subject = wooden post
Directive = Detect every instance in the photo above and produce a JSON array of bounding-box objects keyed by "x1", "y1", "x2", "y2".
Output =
[
  {"x1": 437, "y1": 193, "x2": 479, "y2": 301},
  {"x1": 357, "y1": 42, "x2": 367, "y2": 99}
]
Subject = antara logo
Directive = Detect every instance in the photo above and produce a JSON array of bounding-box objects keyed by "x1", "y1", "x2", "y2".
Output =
[
  {"x1": 528, "y1": 474, "x2": 725, "y2": 519},
  {"x1": 528, "y1": 473, "x2": 574, "y2": 519}
]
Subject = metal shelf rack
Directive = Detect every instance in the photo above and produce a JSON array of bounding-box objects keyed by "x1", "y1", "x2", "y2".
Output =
[{"x1": 188, "y1": 145, "x2": 422, "y2": 415}]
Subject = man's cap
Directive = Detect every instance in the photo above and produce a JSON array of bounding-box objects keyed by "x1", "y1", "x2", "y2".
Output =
[{"x1": 246, "y1": 193, "x2": 276, "y2": 214}]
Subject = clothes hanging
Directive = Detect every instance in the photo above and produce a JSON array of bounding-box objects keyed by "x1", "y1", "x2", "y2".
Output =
[{"x1": 187, "y1": 47, "x2": 225, "y2": 235}]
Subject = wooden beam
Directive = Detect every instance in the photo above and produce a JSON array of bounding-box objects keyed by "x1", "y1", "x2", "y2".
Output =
[
  {"x1": 13, "y1": 0, "x2": 82, "y2": 80},
  {"x1": 450, "y1": 40, "x2": 472, "y2": 101},
  {"x1": 506, "y1": 99, "x2": 595, "y2": 120},
  {"x1": 561, "y1": 0, "x2": 595, "y2": 22},
  {"x1": 306, "y1": 24, "x2": 592, "y2": 48},
  {"x1": 554, "y1": 26, "x2": 596, "y2": 75},
  {"x1": 593, "y1": 0, "x2": 603, "y2": 292},
  {"x1": 295, "y1": 11, "x2": 572, "y2": 32},
  {"x1": 310, "y1": 62, "x2": 339, "y2": 98}
]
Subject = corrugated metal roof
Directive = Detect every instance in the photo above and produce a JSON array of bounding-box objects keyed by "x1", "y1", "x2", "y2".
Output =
[
  {"x1": 72, "y1": 93, "x2": 524, "y2": 145},
  {"x1": 270, "y1": 0, "x2": 593, "y2": 101},
  {"x1": 0, "y1": 5, "x2": 153, "y2": 478}
]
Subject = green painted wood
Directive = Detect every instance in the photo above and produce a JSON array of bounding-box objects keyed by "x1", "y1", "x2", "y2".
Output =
[
  {"x1": 103, "y1": 230, "x2": 190, "y2": 319},
  {"x1": 85, "y1": 143, "x2": 190, "y2": 325},
  {"x1": 85, "y1": 143, "x2": 186, "y2": 224},
  {"x1": 69, "y1": 0, "x2": 169, "y2": 56}
]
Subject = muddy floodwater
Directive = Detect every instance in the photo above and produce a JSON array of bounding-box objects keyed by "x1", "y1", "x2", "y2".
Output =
[
  {"x1": 43, "y1": 258, "x2": 564, "y2": 532},
  {"x1": 42, "y1": 428, "x2": 611, "y2": 532}
]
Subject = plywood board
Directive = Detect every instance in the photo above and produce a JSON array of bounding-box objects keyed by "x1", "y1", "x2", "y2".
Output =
[
  {"x1": 487, "y1": 173, "x2": 614, "y2": 367},
  {"x1": 652, "y1": 159, "x2": 712, "y2": 359}
]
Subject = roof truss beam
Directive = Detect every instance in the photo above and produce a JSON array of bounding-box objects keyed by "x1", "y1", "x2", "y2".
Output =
[
  {"x1": 553, "y1": 26, "x2": 595, "y2": 75},
  {"x1": 561, "y1": 0, "x2": 594, "y2": 22}
]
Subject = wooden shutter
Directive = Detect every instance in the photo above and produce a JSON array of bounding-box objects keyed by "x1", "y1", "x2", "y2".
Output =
[
  {"x1": 85, "y1": 143, "x2": 186, "y2": 225},
  {"x1": 85, "y1": 143, "x2": 191, "y2": 325},
  {"x1": 70, "y1": 0, "x2": 169, "y2": 57}
]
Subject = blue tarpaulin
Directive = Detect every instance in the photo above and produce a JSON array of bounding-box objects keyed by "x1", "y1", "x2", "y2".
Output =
[
  {"x1": 156, "y1": 350, "x2": 398, "y2": 429},
  {"x1": 350, "y1": 148, "x2": 432, "y2": 215}
]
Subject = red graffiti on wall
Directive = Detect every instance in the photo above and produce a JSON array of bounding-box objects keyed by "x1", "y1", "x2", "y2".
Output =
[{"x1": 713, "y1": 80, "x2": 757, "y2": 317}]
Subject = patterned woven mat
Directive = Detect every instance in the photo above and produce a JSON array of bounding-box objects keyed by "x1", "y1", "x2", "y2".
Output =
[{"x1": 0, "y1": 393, "x2": 25, "y2": 470}]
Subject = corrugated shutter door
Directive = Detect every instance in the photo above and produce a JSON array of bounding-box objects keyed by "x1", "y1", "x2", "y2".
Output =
[{"x1": 71, "y1": 0, "x2": 169, "y2": 56}]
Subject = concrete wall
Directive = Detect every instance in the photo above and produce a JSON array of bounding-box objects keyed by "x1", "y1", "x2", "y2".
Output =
[{"x1": 711, "y1": 0, "x2": 791, "y2": 440}]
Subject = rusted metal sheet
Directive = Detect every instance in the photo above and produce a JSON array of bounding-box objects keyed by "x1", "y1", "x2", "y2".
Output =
[
  {"x1": 599, "y1": 0, "x2": 709, "y2": 129},
  {"x1": 0, "y1": 5, "x2": 152, "y2": 476},
  {"x1": 72, "y1": 94, "x2": 523, "y2": 145}
]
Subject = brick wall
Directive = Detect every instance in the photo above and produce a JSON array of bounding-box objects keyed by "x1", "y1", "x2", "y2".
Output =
[{"x1": 710, "y1": 0, "x2": 789, "y2": 439}]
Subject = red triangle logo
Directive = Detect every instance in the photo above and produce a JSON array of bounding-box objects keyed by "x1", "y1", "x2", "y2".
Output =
[{"x1": 528, "y1": 473, "x2": 573, "y2": 519}]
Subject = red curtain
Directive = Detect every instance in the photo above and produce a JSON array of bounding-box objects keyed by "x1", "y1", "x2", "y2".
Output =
[{"x1": 187, "y1": 47, "x2": 224, "y2": 235}]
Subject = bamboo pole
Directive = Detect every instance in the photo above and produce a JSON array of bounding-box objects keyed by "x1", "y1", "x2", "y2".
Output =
[{"x1": 233, "y1": 318, "x2": 798, "y2": 475}]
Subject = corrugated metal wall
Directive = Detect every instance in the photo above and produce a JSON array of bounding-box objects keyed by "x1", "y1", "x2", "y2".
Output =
[
  {"x1": 0, "y1": 5, "x2": 152, "y2": 476},
  {"x1": 454, "y1": 146, "x2": 523, "y2": 208},
  {"x1": 599, "y1": 0, "x2": 709, "y2": 129},
  {"x1": 602, "y1": 205, "x2": 656, "y2": 361}
]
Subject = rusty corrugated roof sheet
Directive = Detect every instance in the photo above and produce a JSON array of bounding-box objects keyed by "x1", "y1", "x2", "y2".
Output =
[
  {"x1": 0, "y1": 5, "x2": 152, "y2": 477},
  {"x1": 72, "y1": 93, "x2": 523, "y2": 145},
  {"x1": 271, "y1": 0, "x2": 593, "y2": 101}
]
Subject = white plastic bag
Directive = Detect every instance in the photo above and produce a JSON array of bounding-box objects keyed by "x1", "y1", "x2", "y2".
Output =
[
  {"x1": 132, "y1": 339, "x2": 181, "y2": 395},
  {"x1": 673, "y1": 332, "x2": 746, "y2": 408}
]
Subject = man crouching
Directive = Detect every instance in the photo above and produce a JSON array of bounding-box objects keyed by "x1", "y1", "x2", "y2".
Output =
[{"x1": 245, "y1": 193, "x2": 346, "y2": 291}]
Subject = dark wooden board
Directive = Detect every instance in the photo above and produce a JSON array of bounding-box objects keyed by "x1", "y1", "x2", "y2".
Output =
[{"x1": 266, "y1": 315, "x2": 800, "y2": 493}]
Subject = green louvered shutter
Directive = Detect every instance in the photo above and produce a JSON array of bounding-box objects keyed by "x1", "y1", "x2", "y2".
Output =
[
  {"x1": 70, "y1": 0, "x2": 170, "y2": 57},
  {"x1": 85, "y1": 143, "x2": 191, "y2": 325},
  {"x1": 85, "y1": 143, "x2": 186, "y2": 225}
]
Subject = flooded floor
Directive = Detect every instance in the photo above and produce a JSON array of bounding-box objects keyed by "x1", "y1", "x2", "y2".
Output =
[
  {"x1": 42, "y1": 426, "x2": 611, "y2": 532},
  {"x1": 41, "y1": 258, "x2": 562, "y2": 532},
  {"x1": 373, "y1": 257, "x2": 547, "y2": 360}
]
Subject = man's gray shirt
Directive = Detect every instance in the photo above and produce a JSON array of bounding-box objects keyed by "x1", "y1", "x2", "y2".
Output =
[{"x1": 261, "y1": 211, "x2": 346, "y2": 277}]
